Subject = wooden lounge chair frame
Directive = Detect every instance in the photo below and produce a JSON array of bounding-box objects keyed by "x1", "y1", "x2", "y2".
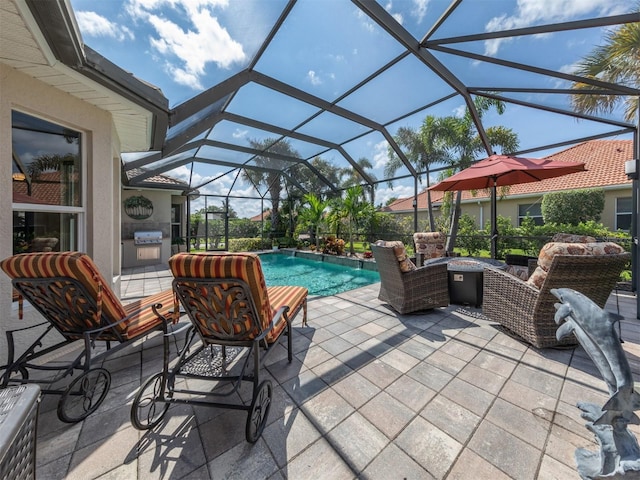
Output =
[
  {"x1": 0, "y1": 252, "x2": 177, "y2": 423},
  {"x1": 130, "y1": 253, "x2": 307, "y2": 443}
]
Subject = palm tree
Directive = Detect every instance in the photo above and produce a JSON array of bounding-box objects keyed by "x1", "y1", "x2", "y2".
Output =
[
  {"x1": 340, "y1": 185, "x2": 367, "y2": 256},
  {"x1": 298, "y1": 193, "x2": 329, "y2": 249},
  {"x1": 340, "y1": 157, "x2": 377, "y2": 204},
  {"x1": 386, "y1": 126, "x2": 449, "y2": 231},
  {"x1": 423, "y1": 97, "x2": 519, "y2": 253},
  {"x1": 242, "y1": 138, "x2": 299, "y2": 239},
  {"x1": 570, "y1": 19, "x2": 639, "y2": 122},
  {"x1": 291, "y1": 156, "x2": 342, "y2": 195}
]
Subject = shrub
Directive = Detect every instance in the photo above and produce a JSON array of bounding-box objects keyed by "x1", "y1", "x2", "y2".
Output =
[
  {"x1": 456, "y1": 214, "x2": 487, "y2": 256},
  {"x1": 228, "y1": 237, "x2": 270, "y2": 252},
  {"x1": 541, "y1": 188, "x2": 605, "y2": 225}
]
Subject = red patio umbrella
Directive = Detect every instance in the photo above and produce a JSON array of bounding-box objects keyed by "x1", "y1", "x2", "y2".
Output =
[{"x1": 429, "y1": 154, "x2": 586, "y2": 258}]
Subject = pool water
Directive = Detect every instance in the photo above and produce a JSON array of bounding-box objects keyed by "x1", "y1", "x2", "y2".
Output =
[{"x1": 259, "y1": 253, "x2": 380, "y2": 296}]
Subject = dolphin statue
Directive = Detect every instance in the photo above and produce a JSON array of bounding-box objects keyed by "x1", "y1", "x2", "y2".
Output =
[{"x1": 551, "y1": 288, "x2": 640, "y2": 425}]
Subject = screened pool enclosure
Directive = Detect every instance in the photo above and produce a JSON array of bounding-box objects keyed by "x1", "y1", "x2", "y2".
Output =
[{"x1": 114, "y1": 1, "x2": 639, "y2": 263}]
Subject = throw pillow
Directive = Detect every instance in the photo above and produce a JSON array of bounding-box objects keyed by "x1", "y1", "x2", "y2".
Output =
[{"x1": 383, "y1": 240, "x2": 417, "y2": 272}]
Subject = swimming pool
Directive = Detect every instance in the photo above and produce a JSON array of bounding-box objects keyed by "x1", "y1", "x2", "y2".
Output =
[{"x1": 259, "y1": 253, "x2": 380, "y2": 296}]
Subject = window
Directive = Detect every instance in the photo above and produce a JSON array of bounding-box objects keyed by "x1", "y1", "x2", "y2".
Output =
[
  {"x1": 171, "y1": 203, "x2": 182, "y2": 240},
  {"x1": 518, "y1": 203, "x2": 543, "y2": 226},
  {"x1": 616, "y1": 197, "x2": 632, "y2": 231},
  {"x1": 12, "y1": 111, "x2": 83, "y2": 254}
]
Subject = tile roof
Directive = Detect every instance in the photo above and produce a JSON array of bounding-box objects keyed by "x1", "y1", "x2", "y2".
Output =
[
  {"x1": 12, "y1": 172, "x2": 80, "y2": 206},
  {"x1": 385, "y1": 140, "x2": 634, "y2": 212},
  {"x1": 13, "y1": 169, "x2": 188, "y2": 206},
  {"x1": 124, "y1": 168, "x2": 189, "y2": 188},
  {"x1": 250, "y1": 210, "x2": 271, "y2": 221}
]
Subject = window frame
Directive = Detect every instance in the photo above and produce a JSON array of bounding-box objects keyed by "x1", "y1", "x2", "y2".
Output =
[
  {"x1": 517, "y1": 202, "x2": 543, "y2": 226},
  {"x1": 615, "y1": 196, "x2": 632, "y2": 232},
  {"x1": 11, "y1": 110, "x2": 86, "y2": 253}
]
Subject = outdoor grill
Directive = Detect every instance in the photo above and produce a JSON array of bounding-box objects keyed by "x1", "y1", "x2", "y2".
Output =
[
  {"x1": 133, "y1": 231, "x2": 162, "y2": 261},
  {"x1": 133, "y1": 231, "x2": 163, "y2": 245}
]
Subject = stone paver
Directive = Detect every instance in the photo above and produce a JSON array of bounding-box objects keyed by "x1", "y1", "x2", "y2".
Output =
[{"x1": 18, "y1": 264, "x2": 638, "y2": 479}]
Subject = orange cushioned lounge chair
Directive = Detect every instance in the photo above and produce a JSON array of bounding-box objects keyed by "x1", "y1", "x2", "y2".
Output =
[
  {"x1": 131, "y1": 252, "x2": 308, "y2": 443},
  {"x1": 0, "y1": 251, "x2": 178, "y2": 422}
]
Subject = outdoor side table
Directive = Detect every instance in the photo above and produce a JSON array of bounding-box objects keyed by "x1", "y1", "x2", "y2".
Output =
[
  {"x1": 425, "y1": 257, "x2": 506, "y2": 307},
  {"x1": 0, "y1": 384, "x2": 40, "y2": 480}
]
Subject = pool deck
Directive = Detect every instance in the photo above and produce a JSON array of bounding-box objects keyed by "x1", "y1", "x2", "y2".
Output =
[{"x1": 30, "y1": 262, "x2": 640, "y2": 479}]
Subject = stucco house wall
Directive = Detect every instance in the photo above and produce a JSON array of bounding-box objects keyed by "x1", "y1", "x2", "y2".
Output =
[
  {"x1": 0, "y1": 64, "x2": 124, "y2": 360},
  {"x1": 401, "y1": 184, "x2": 632, "y2": 234},
  {"x1": 121, "y1": 190, "x2": 173, "y2": 267}
]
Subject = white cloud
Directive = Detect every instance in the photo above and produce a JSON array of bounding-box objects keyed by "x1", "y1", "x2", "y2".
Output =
[
  {"x1": 559, "y1": 62, "x2": 580, "y2": 75},
  {"x1": 373, "y1": 140, "x2": 390, "y2": 170},
  {"x1": 484, "y1": 0, "x2": 629, "y2": 56},
  {"x1": 412, "y1": 0, "x2": 429, "y2": 23},
  {"x1": 232, "y1": 128, "x2": 248, "y2": 139},
  {"x1": 383, "y1": 1, "x2": 405, "y2": 25},
  {"x1": 125, "y1": 0, "x2": 245, "y2": 90},
  {"x1": 76, "y1": 11, "x2": 134, "y2": 41},
  {"x1": 376, "y1": 184, "x2": 414, "y2": 207},
  {"x1": 308, "y1": 70, "x2": 322, "y2": 86},
  {"x1": 165, "y1": 64, "x2": 203, "y2": 90},
  {"x1": 453, "y1": 104, "x2": 466, "y2": 118},
  {"x1": 356, "y1": 10, "x2": 375, "y2": 33}
]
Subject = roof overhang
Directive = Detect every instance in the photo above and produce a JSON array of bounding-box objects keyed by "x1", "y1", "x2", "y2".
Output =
[{"x1": 1, "y1": 0, "x2": 169, "y2": 152}]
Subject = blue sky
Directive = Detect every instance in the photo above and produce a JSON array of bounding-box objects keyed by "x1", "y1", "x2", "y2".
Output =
[{"x1": 69, "y1": 0, "x2": 634, "y2": 217}]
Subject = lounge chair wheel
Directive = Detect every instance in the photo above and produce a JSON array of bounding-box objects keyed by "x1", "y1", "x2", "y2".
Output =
[
  {"x1": 246, "y1": 380, "x2": 272, "y2": 443},
  {"x1": 131, "y1": 372, "x2": 169, "y2": 430},
  {"x1": 58, "y1": 368, "x2": 111, "y2": 423}
]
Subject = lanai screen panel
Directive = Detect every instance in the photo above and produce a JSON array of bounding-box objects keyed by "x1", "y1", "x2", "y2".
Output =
[
  {"x1": 112, "y1": 0, "x2": 637, "y2": 205},
  {"x1": 254, "y1": 0, "x2": 406, "y2": 103}
]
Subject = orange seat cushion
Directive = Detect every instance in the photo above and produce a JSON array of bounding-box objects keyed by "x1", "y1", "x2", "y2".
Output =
[
  {"x1": 1, "y1": 252, "x2": 174, "y2": 340},
  {"x1": 266, "y1": 285, "x2": 307, "y2": 343},
  {"x1": 169, "y1": 253, "x2": 307, "y2": 344}
]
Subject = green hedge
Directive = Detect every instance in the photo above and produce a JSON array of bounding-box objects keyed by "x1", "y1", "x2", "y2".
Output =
[{"x1": 228, "y1": 238, "x2": 271, "y2": 252}]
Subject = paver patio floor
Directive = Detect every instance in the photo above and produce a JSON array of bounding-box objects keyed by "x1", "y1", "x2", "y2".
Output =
[{"x1": 28, "y1": 263, "x2": 640, "y2": 479}]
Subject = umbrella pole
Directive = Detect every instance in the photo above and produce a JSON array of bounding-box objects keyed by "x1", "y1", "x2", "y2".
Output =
[{"x1": 491, "y1": 178, "x2": 498, "y2": 259}]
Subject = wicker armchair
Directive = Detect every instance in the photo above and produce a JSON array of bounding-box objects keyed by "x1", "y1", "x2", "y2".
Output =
[
  {"x1": 483, "y1": 251, "x2": 630, "y2": 348},
  {"x1": 371, "y1": 243, "x2": 449, "y2": 314}
]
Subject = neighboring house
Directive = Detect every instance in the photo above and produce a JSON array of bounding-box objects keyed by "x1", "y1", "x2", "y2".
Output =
[
  {"x1": 250, "y1": 210, "x2": 272, "y2": 222},
  {"x1": 1, "y1": 0, "x2": 170, "y2": 360},
  {"x1": 385, "y1": 140, "x2": 634, "y2": 233}
]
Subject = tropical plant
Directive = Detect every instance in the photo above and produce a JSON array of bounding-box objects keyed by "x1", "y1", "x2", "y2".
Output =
[
  {"x1": 570, "y1": 17, "x2": 640, "y2": 122},
  {"x1": 340, "y1": 157, "x2": 377, "y2": 203},
  {"x1": 298, "y1": 193, "x2": 329, "y2": 249},
  {"x1": 339, "y1": 185, "x2": 367, "y2": 255},
  {"x1": 421, "y1": 97, "x2": 519, "y2": 253}
]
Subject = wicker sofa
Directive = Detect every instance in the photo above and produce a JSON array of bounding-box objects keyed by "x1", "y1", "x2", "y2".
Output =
[
  {"x1": 483, "y1": 242, "x2": 629, "y2": 348},
  {"x1": 371, "y1": 242, "x2": 449, "y2": 314}
]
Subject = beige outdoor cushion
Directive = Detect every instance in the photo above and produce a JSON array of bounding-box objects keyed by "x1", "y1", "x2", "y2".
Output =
[
  {"x1": 413, "y1": 232, "x2": 446, "y2": 259},
  {"x1": 375, "y1": 240, "x2": 416, "y2": 272},
  {"x1": 526, "y1": 241, "x2": 625, "y2": 289}
]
